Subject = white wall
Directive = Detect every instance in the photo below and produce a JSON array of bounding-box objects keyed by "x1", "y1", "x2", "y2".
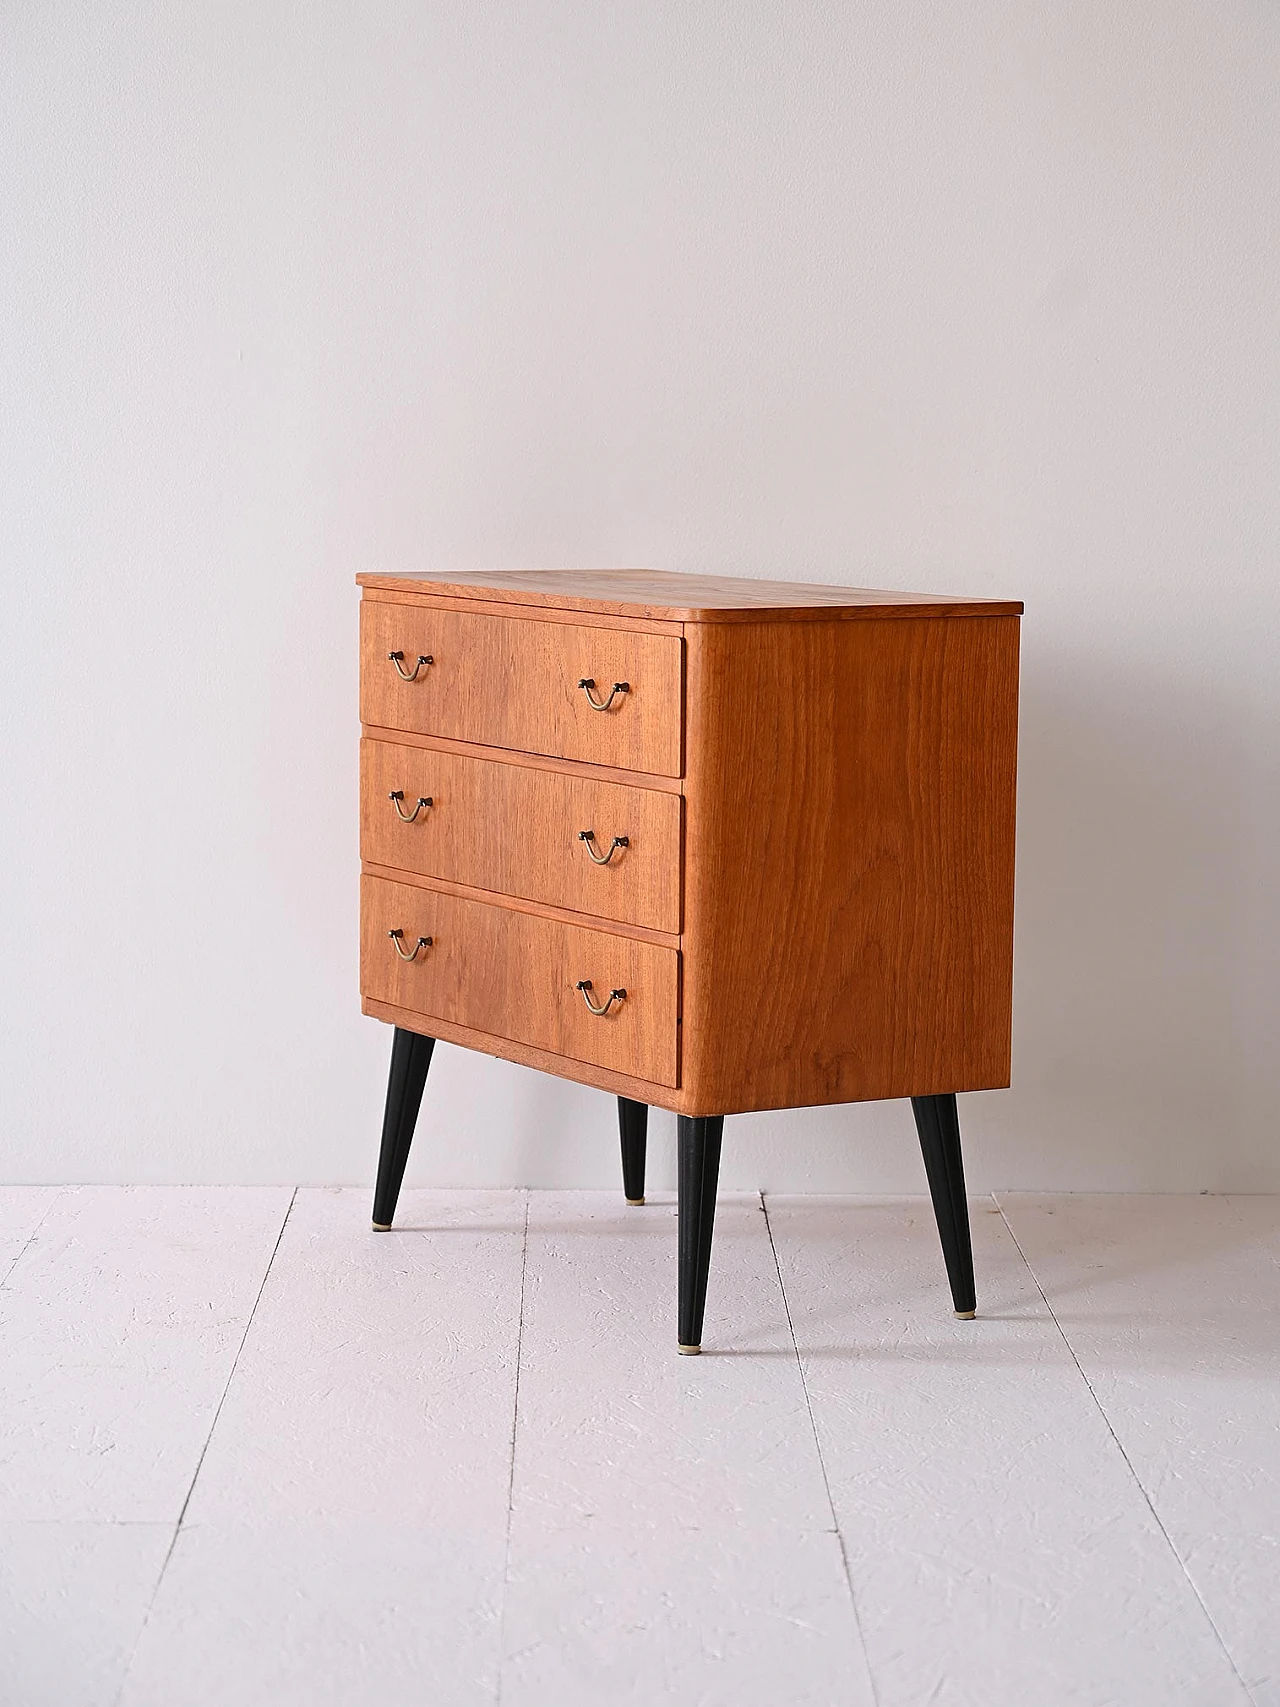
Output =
[{"x1": 2, "y1": 2, "x2": 1277, "y2": 1192}]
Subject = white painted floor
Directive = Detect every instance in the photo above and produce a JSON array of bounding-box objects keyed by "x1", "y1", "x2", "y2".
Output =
[{"x1": 1, "y1": 1188, "x2": 1277, "y2": 1707}]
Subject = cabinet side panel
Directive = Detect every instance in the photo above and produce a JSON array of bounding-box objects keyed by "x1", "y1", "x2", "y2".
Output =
[{"x1": 681, "y1": 616, "x2": 1020, "y2": 1114}]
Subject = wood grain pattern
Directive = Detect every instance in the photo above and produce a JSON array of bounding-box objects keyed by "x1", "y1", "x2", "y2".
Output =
[
  {"x1": 362, "y1": 996, "x2": 685, "y2": 1110},
  {"x1": 361, "y1": 737, "x2": 682, "y2": 933},
  {"x1": 361, "y1": 874, "x2": 680, "y2": 1087},
  {"x1": 360, "y1": 584, "x2": 684, "y2": 636},
  {"x1": 357, "y1": 568, "x2": 1023, "y2": 625},
  {"x1": 360, "y1": 725, "x2": 685, "y2": 795},
  {"x1": 360, "y1": 862, "x2": 679, "y2": 948},
  {"x1": 360, "y1": 600, "x2": 684, "y2": 775},
  {"x1": 679, "y1": 615, "x2": 1020, "y2": 1114}
]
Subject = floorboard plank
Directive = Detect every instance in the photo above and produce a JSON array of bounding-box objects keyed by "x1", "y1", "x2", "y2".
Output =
[
  {"x1": 119, "y1": 1520, "x2": 502, "y2": 1707},
  {"x1": 510, "y1": 1191, "x2": 834, "y2": 1532},
  {"x1": 0, "y1": 1521, "x2": 172, "y2": 1707},
  {"x1": 768, "y1": 1194, "x2": 1249, "y2": 1707},
  {"x1": 180, "y1": 1188, "x2": 526, "y2": 1528},
  {"x1": 502, "y1": 1527, "x2": 863, "y2": 1707},
  {"x1": 499, "y1": 1192, "x2": 872, "y2": 1706},
  {"x1": 122, "y1": 1189, "x2": 526, "y2": 1707},
  {"x1": 1002, "y1": 1193, "x2": 1280, "y2": 1707},
  {"x1": 0, "y1": 1187, "x2": 293, "y2": 1523}
]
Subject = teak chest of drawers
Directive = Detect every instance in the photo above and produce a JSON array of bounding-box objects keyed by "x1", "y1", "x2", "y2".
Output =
[{"x1": 358, "y1": 568, "x2": 1022, "y2": 1352}]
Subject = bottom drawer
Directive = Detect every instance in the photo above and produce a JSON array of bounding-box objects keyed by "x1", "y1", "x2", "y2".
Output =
[{"x1": 360, "y1": 875, "x2": 679, "y2": 1087}]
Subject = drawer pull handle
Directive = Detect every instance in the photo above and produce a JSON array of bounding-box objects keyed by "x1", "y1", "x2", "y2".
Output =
[
  {"x1": 389, "y1": 929, "x2": 433, "y2": 962},
  {"x1": 389, "y1": 790, "x2": 433, "y2": 823},
  {"x1": 578, "y1": 829, "x2": 629, "y2": 865},
  {"x1": 388, "y1": 650, "x2": 433, "y2": 681},
  {"x1": 576, "y1": 979, "x2": 626, "y2": 1016},
  {"x1": 578, "y1": 677, "x2": 629, "y2": 712}
]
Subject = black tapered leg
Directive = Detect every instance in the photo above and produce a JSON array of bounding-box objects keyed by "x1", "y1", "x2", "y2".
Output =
[
  {"x1": 372, "y1": 1027, "x2": 435, "y2": 1230},
  {"x1": 618, "y1": 1098, "x2": 649, "y2": 1205},
  {"x1": 910, "y1": 1093, "x2": 977, "y2": 1317},
  {"x1": 677, "y1": 1114, "x2": 724, "y2": 1354}
]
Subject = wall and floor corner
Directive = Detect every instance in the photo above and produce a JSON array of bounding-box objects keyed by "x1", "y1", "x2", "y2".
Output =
[{"x1": 1, "y1": 2, "x2": 1277, "y2": 1192}]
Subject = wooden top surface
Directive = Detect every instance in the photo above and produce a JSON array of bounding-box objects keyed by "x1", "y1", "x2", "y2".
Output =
[{"x1": 356, "y1": 568, "x2": 1022, "y2": 624}]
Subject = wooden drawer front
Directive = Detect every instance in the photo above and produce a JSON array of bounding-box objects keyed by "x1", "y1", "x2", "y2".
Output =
[
  {"x1": 360, "y1": 601, "x2": 683, "y2": 776},
  {"x1": 361, "y1": 740, "x2": 682, "y2": 933},
  {"x1": 361, "y1": 876, "x2": 679, "y2": 1086}
]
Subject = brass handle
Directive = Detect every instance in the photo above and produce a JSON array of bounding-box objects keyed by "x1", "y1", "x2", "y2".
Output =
[
  {"x1": 389, "y1": 929, "x2": 432, "y2": 962},
  {"x1": 576, "y1": 979, "x2": 626, "y2": 1016},
  {"x1": 578, "y1": 829, "x2": 629, "y2": 865},
  {"x1": 388, "y1": 650, "x2": 433, "y2": 682},
  {"x1": 389, "y1": 790, "x2": 433, "y2": 823},
  {"x1": 578, "y1": 677, "x2": 629, "y2": 712}
]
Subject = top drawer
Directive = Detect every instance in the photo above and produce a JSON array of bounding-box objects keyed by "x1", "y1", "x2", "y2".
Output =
[{"x1": 360, "y1": 600, "x2": 684, "y2": 777}]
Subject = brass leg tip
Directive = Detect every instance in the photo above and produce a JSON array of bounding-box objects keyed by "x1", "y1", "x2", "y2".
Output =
[
  {"x1": 955, "y1": 1308, "x2": 976, "y2": 1319},
  {"x1": 677, "y1": 1343, "x2": 702, "y2": 1356},
  {"x1": 626, "y1": 1196, "x2": 645, "y2": 1206},
  {"x1": 371, "y1": 1222, "x2": 393, "y2": 1231}
]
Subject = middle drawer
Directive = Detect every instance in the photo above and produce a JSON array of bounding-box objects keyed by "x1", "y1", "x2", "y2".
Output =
[{"x1": 360, "y1": 738, "x2": 682, "y2": 934}]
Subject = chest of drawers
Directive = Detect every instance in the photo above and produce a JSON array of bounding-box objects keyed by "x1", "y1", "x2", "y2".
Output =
[{"x1": 358, "y1": 569, "x2": 1022, "y2": 1352}]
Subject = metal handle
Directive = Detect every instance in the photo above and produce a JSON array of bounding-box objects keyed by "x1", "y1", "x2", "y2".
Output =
[
  {"x1": 389, "y1": 790, "x2": 433, "y2": 823},
  {"x1": 576, "y1": 979, "x2": 626, "y2": 1016},
  {"x1": 388, "y1": 929, "x2": 433, "y2": 962},
  {"x1": 388, "y1": 650, "x2": 433, "y2": 681},
  {"x1": 578, "y1": 829, "x2": 629, "y2": 865},
  {"x1": 578, "y1": 677, "x2": 629, "y2": 712}
]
